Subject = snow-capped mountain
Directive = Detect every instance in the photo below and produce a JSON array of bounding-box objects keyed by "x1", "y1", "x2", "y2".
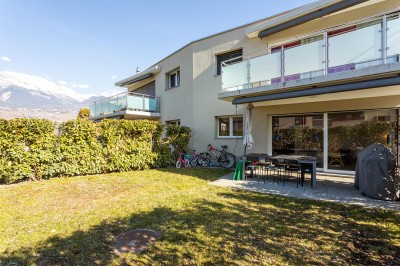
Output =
[
  {"x1": 0, "y1": 71, "x2": 124, "y2": 121},
  {"x1": 0, "y1": 71, "x2": 97, "y2": 108}
]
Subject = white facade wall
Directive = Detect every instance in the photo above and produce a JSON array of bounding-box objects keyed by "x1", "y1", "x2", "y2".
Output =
[{"x1": 123, "y1": 0, "x2": 400, "y2": 158}]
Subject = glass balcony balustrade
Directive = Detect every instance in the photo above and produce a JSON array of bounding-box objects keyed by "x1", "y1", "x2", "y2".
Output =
[
  {"x1": 221, "y1": 13, "x2": 400, "y2": 92},
  {"x1": 89, "y1": 92, "x2": 160, "y2": 117}
]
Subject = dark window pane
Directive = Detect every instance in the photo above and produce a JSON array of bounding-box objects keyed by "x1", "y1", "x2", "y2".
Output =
[
  {"x1": 328, "y1": 110, "x2": 398, "y2": 171},
  {"x1": 217, "y1": 49, "x2": 243, "y2": 75},
  {"x1": 170, "y1": 73, "x2": 176, "y2": 87},
  {"x1": 219, "y1": 117, "x2": 230, "y2": 136},
  {"x1": 233, "y1": 116, "x2": 243, "y2": 136},
  {"x1": 272, "y1": 114, "x2": 324, "y2": 168}
]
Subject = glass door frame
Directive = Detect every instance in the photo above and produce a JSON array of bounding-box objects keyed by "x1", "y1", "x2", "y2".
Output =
[{"x1": 268, "y1": 108, "x2": 399, "y2": 175}]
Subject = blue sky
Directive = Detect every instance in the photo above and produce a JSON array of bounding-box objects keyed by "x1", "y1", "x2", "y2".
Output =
[{"x1": 0, "y1": 0, "x2": 315, "y2": 95}]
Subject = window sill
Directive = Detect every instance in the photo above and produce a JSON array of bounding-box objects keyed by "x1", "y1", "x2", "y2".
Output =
[
  {"x1": 216, "y1": 136, "x2": 243, "y2": 139},
  {"x1": 165, "y1": 85, "x2": 180, "y2": 91}
]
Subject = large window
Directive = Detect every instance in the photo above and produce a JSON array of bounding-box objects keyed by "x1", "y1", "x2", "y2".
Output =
[
  {"x1": 166, "y1": 68, "x2": 180, "y2": 89},
  {"x1": 217, "y1": 116, "x2": 243, "y2": 138},
  {"x1": 272, "y1": 115, "x2": 324, "y2": 168},
  {"x1": 328, "y1": 110, "x2": 398, "y2": 171},
  {"x1": 270, "y1": 109, "x2": 399, "y2": 173},
  {"x1": 216, "y1": 49, "x2": 243, "y2": 75}
]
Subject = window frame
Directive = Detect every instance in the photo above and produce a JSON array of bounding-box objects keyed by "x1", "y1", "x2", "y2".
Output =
[
  {"x1": 166, "y1": 68, "x2": 180, "y2": 90},
  {"x1": 216, "y1": 49, "x2": 243, "y2": 76},
  {"x1": 166, "y1": 119, "x2": 181, "y2": 126},
  {"x1": 216, "y1": 115, "x2": 243, "y2": 138}
]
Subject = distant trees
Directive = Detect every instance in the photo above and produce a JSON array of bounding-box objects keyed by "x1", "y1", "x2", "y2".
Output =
[{"x1": 78, "y1": 108, "x2": 90, "y2": 119}]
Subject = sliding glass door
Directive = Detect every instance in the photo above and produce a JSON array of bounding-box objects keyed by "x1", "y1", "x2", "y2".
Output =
[
  {"x1": 327, "y1": 110, "x2": 398, "y2": 172},
  {"x1": 272, "y1": 114, "x2": 324, "y2": 168},
  {"x1": 271, "y1": 109, "x2": 398, "y2": 174}
]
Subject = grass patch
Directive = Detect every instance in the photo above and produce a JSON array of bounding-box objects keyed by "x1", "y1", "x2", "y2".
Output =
[{"x1": 0, "y1": 167, "x2": 399, "y2": 265}]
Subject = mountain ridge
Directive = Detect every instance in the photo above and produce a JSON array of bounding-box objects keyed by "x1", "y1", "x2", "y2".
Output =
[{"x1": 0, "y1": 71, "x2": 123, "y2": 121}]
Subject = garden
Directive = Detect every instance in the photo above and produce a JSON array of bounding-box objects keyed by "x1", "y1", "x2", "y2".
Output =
[
  {"x1": 0, "y1": 118, "x2": 399, "y2": 265},
  {"x1": 0, "y1": 168, "x2": 399, "y2": 265}
]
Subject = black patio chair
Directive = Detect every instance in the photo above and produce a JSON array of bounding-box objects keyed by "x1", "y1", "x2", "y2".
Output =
[
  {"x1": 257, "y1": 157, "x2": 269, "y2": 183},
  {"x1": 283, "y1": 159, "x2": 301, "y2": 187},
  {"x1": 267, "y1": 158, "x2": 286, "y2": 185}
]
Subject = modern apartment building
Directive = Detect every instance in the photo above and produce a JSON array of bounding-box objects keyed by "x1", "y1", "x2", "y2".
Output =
[{"x1": 90, "y1": 0, "x2": 400, "y2": 175}]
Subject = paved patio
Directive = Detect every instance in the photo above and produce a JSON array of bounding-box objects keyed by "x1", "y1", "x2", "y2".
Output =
[{"x1": 211, "y1": 172, "x2": 400, "y2": 211}]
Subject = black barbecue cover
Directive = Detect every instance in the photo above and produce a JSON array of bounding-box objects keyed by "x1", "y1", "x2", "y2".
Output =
[{"x1": 355, "y1": 143, "x2": 400, "y2": 201}]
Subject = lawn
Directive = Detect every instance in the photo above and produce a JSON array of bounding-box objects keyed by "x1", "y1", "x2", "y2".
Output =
[{"x1": 0, "y1": 168, "x2": 399, "y2": 265}]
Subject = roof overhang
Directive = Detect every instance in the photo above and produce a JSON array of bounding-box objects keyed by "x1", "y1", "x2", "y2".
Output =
[
  {"x1": 246, "y1": 0, "x2": 368, "y2": 39},
  {"x1": 231, "y1": 76, "x2": 400, "y2": 105},
  {"x1": 115, "y1": 66, "x2": 161, "y2": 87}
]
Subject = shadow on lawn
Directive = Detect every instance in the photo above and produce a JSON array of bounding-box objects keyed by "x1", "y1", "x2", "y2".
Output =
[
  {"x1": 1, "y1": 190, "x2": 399, "y2": 265},
  {"x1": 155, "y1": 166, "x2": 233, "y2": 181}
]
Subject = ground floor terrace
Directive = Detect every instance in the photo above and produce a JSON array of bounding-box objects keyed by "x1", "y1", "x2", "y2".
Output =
[
  {"x1": 212, "y1": 172, "x2": 399, "y2": 211},
  {"x1": 237, "y1": 90, "x2": 400, "y2": 176}
]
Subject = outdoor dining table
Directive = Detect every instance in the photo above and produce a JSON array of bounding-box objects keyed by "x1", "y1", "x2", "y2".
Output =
[{"x1": 241, "y1": 153, "x2": 317, "y2": 189}]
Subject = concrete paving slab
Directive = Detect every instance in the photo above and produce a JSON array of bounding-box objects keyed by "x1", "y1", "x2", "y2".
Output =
[{"x1": 211, "y1": 172, "x2": 400, "y2": 211}]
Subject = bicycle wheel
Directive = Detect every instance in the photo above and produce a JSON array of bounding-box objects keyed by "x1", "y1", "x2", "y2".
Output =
[
  {"x1": 176, "y1": 160, "x2": 182, "y2": 169},
  {"x1": 198, "y1": 153, "x2": 211, "y2": 167},
  {"x1": 220, "y1": 152, "x2": 236, "y2": 168},
  {"x1": 184, "y1": 159, "x2": 191, "y2": 168}
]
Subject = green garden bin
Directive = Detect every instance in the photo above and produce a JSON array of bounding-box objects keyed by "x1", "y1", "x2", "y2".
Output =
[{"x1": 233, "y1": 161, "x2": 243, "y2": 180}]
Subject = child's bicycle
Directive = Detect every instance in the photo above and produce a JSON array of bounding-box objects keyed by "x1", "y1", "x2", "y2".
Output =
[
  {"x1": 189, "y1": 149, "x2": 209, "y2": 166},
  {"x1": 176, "y1": 152, "x2": 191, "y2": 168}
]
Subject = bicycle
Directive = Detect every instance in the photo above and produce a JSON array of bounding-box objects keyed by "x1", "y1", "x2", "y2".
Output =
[
  {"x1": 189, "y1": 149, "x2": 208, "y2": 166},
  {"x1": 199, "y1": 144, "x2": 236, "y2": 168},
  {"x1": 176, "y1": 152, "x2": 191, "y2": 168}
]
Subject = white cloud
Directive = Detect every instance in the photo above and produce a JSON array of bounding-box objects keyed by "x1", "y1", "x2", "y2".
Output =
[
  {"x1": 100, "y1": 87, "x2": 125, "y2": 97},
  {"x1": 1, "y1": 56, "x2": 11, "y2": 62},
  {"x1": 72, "y1": 83, "x2": 90, "y2": 89},
  {"x1": 111, "y1": 75, "x2": 117, "y2": 79},
  {"x1": 57, "y1": 80, "x2": 90, "y2": 90},
  {"x1": 57, "y1": 80, "x2": 68, "y2": 86}
]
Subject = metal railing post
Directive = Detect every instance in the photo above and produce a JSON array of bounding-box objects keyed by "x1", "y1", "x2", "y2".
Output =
[
  {"x1": 246, "y1": 57, "x2": 251, "y2": 90},
  {"x1": 221, "y1": 63, "x2": 224, "y2": 92},
  {"x1": 125, "y1": 92, "x2": 128, "y2": 111},
  {"x1": 280, "y1": 46, "x2": 285, "y2": 83},
  {"x1": 323, "y1": 32, "x2": 329, "y2": 75},
  {"x1": 382, "y1": 15, "x2": 388, "y2": 64}
]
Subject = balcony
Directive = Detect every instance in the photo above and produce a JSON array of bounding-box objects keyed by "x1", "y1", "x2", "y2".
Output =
[
  {"x1": 220, "y1": 12, "x2": 400, "y2": 98},
  {"x1": 89, "y1": 92, "x2": 160, "y2": 120}
]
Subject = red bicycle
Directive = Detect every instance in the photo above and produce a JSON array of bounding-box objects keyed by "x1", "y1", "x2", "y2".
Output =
[{"x1": 198, "y1": 144, "x2": 236, "y2": 168}]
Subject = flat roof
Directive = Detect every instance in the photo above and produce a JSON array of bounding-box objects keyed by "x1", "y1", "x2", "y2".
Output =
[{"x1": 246, "y1": 0, "x2": 342, "y2": 38}]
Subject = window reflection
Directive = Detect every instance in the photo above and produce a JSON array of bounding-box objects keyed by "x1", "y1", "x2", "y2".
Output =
[
  {"x1": 272, "y1": 115, "x2": 324, "y2": 168},
  {"x1": 328, "y1": 110, "x2": 398, "y2": 171}
]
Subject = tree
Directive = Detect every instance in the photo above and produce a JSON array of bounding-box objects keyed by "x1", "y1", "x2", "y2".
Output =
[{"x1": 78, "y1": 108, "x2": 90, "y2": 119}]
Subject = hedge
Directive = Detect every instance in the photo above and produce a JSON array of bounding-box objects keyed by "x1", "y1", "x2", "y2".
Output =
[{"x1": 0, "y1": 118, "x2": 189, "y2": 184}]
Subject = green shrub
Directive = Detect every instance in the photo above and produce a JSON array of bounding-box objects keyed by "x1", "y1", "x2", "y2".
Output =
[
  {"x1": 0, "y1": 118, "x2": 188, "y2": 184},
  {"x1": 56, "y1": 119, "x2": 104, "y2": 176},
  {"x1": 153, "y1": 140, "x2": 173, "y2": 168},
  {"x1": 99, "y1": 119, "x2": 162, "y2": 171},
  {"x1": 0, "y1": 118, "x2": 56, "y2": 183},
  {"x1": 166, "y1": 124, "x2": 191, "y2": 160}
]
